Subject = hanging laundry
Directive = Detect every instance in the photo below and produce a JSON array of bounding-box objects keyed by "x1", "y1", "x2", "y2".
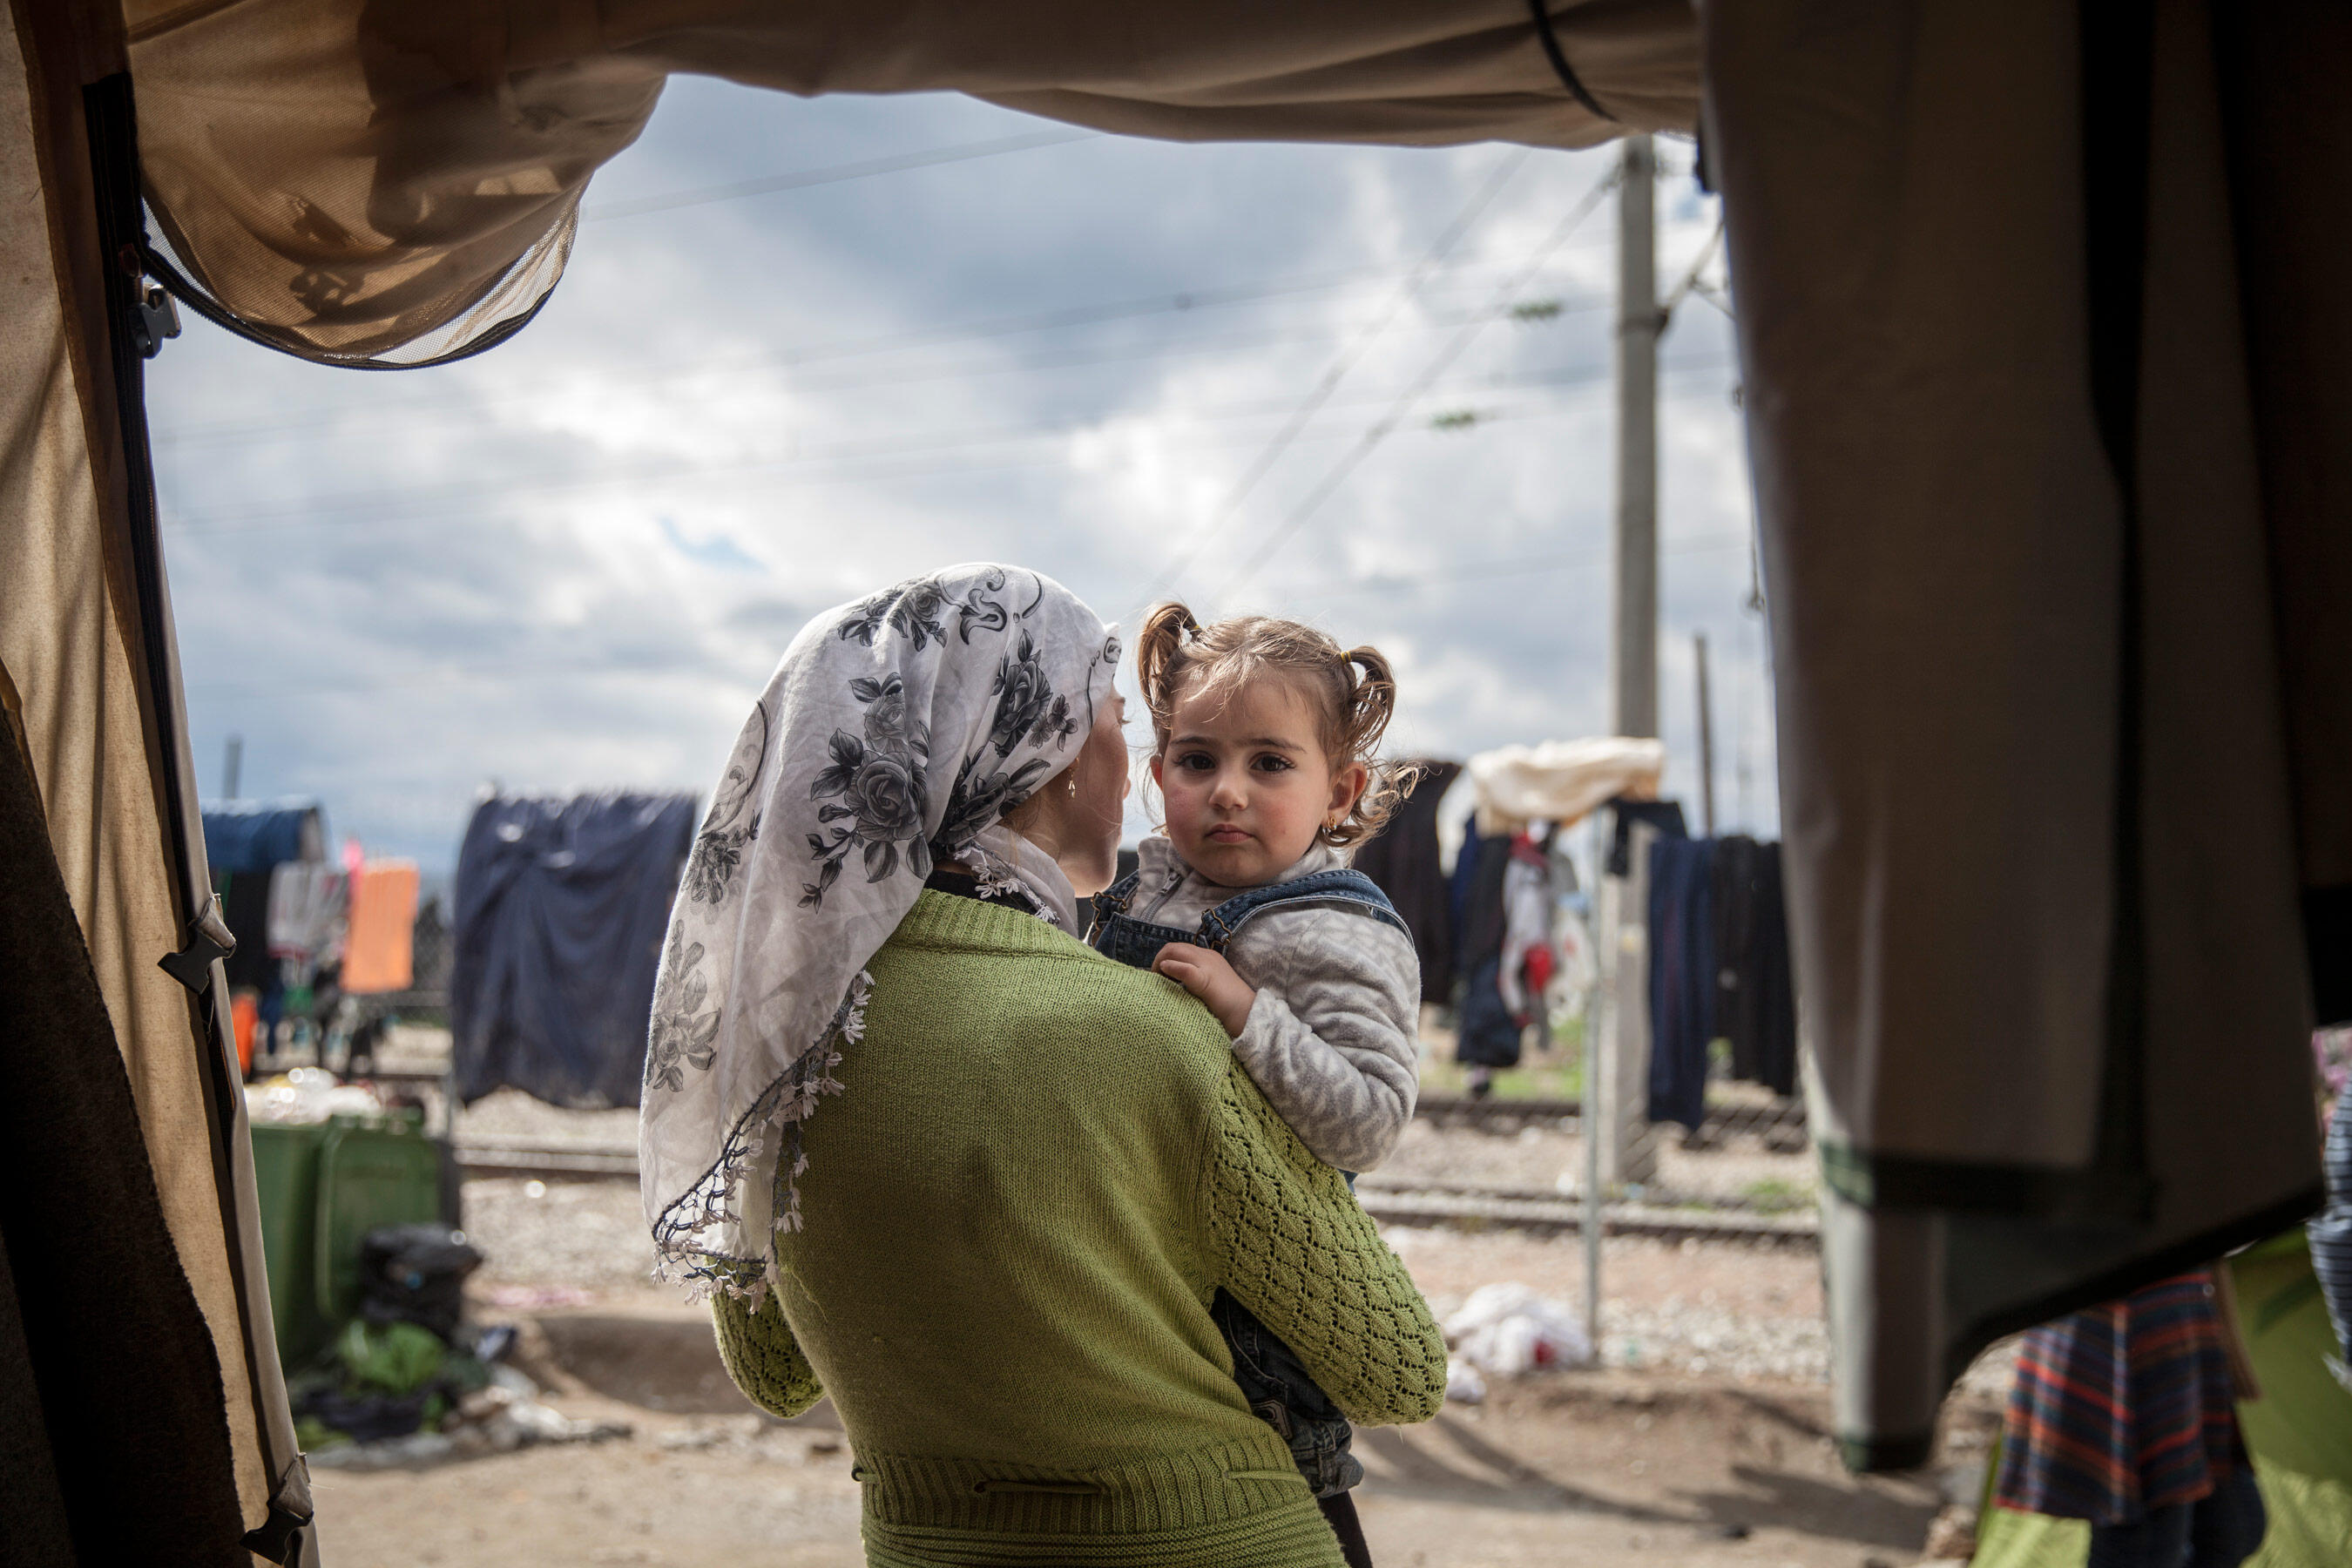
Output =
[
  {"x1": 1646, "y1": 834, "x2": 1715, "y2": 1131},
  {"x1": 341, "y1": 861, "x2": 419, "y2": 996},
  {"x1": 204, "y1": 801, "x2": 328, "y2": 1003},
  {"x1": 267, "y1": 861, "x2": 347, "y2": 976},
  {"x1": 1546, "y1": 834, "x2": 1595, "y2": 1012},
  {"x1": 219, "y1": 867, "x2": 279, "y2": 994},
  {"x1": 1464, "y1": 738, "x2": 1665, "y2": 836},
  {"x1": 201, "y1": 800, "x2": 325, "y2": 876},
  {"x1": 1456, "y1": 959, "x2": 1524, "y2": 1071},
  {"x1": 1606, "y1": 798, "x2": 1687, "y2": 876},
  {"x1": 1450, "y1": 819, "x2": 1522, "y2": 1071},
  {"x1": 450, "y1": 793, "x2": 696, "y2": 1109},
  {"x1": 1711, "y1": 835, "x2": 1799, "y2": 1098},
  {"x1": 1497, "y1": 835, "x2": 1556, "y2": 1022},
  {"x1": 1351, "y1": 760, "x2": 1462, "y2": 1001}
]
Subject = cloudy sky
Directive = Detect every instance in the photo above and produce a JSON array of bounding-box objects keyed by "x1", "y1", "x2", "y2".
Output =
[{"x1": 152, "y1": 78, "x2": 1773, "y2": 881}]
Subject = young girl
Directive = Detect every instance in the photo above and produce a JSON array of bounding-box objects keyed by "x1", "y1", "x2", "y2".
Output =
[{"x1": 1087, "y1": 604, "x2": 1422, "y2": 1557}]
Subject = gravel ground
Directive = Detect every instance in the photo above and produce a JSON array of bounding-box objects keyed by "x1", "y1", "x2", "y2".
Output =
[
  {"x1": 1380, "y1": 1114, "x2": 1817, "y2": 1208},
  {"x1": 449, "y1": 1073, "x2": 1821, "y2": 1213},
  {"x1": 454, "y1": 1161, "x2": 1996, "y2": 1397},
  {"x1": 456, "y1": 1087, "x2": 639, "y2": 1148},
  {"x1": 466, "y1": 1178, "x2": 661, "y2": 1292},
  {"x1": 436, "y1": 1045, "x2": 2004, "y2": 1401}
]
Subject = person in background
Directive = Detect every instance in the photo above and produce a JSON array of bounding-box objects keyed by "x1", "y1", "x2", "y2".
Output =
[{"x1": 1993, "y1": 1269, "x2": 2268, "y2": 1568}]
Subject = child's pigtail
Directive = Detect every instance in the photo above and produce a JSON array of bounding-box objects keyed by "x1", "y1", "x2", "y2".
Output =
[
  {"x1": 1322, "y1": 645, "x2": 1410, "y2": 848},
  {"x1": 1135, "y1": 601, "x2": 1201, "y2": 740},
  {"x1": 1341, "y1": 645, "x2": 1399, "y2": 756}
]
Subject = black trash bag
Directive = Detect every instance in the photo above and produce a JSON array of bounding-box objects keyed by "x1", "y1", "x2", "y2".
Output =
[
  {"x1": 358, "y1": 1223, "x2": 483, "y2": 1343},
  {"x1": 294, "y1": 1386, "x2": 434, "y2": 1444}
]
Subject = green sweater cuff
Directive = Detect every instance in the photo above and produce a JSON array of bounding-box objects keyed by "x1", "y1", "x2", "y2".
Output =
[
  {"x1": 1204, "y1": 1062, "x2": 1449, "y2": 1427},
  {"x1": 712, "y1": 1288, "x2": 824, "y2": 1418}
]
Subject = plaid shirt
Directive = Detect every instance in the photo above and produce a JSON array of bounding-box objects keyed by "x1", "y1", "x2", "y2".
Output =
[{"x1": 1995, "y1": 1270, "x2": 2247, "y2": 1525}]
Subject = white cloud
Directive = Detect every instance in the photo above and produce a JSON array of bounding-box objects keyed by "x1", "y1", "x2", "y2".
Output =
[{"x1": 153, "y1": 79, "x2": 1776, "y2": 875}]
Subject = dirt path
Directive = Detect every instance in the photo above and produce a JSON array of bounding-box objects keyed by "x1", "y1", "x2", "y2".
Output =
[
  {"x1": 315, "y1": 1092, "x2": 1990, "y2": 1565},
  {"x1": 308, "y1": 1290, "x2": 1989, "y2": 1567},
  {"x1": 308, "y1": 1372, "x2": 1970, "y2": 1568}
]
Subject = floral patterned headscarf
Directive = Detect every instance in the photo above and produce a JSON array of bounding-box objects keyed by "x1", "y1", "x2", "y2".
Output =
[{"x1": 639, "y1": 564, "x2": 1119, "y2": 1296}]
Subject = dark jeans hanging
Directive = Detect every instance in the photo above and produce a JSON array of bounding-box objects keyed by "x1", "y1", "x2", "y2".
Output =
[{"x1": 1646, "y1": 835, "x2": 1716, "y2": 1130}]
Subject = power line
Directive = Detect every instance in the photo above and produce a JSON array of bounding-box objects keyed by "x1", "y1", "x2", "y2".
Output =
[
  {"x1": 1288, "y1": 532, "x2": 1752, "y2": 605},
  {"x1": 1659, "y1": 217, "x2": 1727, "y2": 324},
  {"x1": 153, "y1": 291, "x2": 1613, "y2": 454},
  {"x1": 152, "y1": 253, "x2": 1615, "y2": 450},
  {"x1": 159, "y1": 356, "x2": 1734, "y2": 537},
  {"x1": 1139, "y1": 148, "x2": 1536, "y2": 605},
  {"x1": 579, "y1": 128, "x2": 1099, "y2": 223},
  {"x1": 1213, "y1": 163, "x2": 1624, "y2": 605},
  {"x1": 178, "y1": 533, "x2": 1753, "y2": 702}
]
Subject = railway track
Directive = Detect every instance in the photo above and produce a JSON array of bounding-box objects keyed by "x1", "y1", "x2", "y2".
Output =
[
  {"x1": 1409, "y1": 1092, "x2": 1808, "y2": 1150},
  {"x1": 1352, "y1": 1174, "x2": 1816, "y2": 1247},
  {"x1": 455, "y1": 1139, "x2": 639, "y2": 1180},
  {"x1": 454, "y1": 1139, "x2": 1818, "y2": 1246}
]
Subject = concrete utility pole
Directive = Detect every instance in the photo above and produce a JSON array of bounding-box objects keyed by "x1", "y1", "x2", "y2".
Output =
[
  {"x1": 1612, "y1": 135, "x2": 1659, "y2": 742},
  {"x1": 222, "y1": 733, "x2": 242, "y2": 801},
  {"x1": 1589, "y1": 133, "x2": 1662, "y2": 1359},
  {"x1": 1694, "y1": 632, "x2": 1716, "y2": 835}
]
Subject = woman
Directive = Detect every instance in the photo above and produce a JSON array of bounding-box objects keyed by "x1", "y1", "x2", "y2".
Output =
[{"x1": 639, "y1": 564, "x2": 1445, "y2": 1568}]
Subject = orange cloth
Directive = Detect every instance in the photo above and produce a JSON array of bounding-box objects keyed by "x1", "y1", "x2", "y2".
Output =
[
  {"x1": 341, "y1": 861, "x2": 417, "y2": 994},
  {"x1": 230, "y1": 990, "x2": 259, "y2": 1075}
]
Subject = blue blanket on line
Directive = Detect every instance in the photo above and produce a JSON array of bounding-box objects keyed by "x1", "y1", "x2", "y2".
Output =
[{"x1": 450, "y1": 792, "x2": 697, "y2": 1109}]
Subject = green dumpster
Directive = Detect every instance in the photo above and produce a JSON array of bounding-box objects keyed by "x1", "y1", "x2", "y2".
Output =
[{"x1": 249, "y1": 1115, "x2": 443, "y2": 1370}]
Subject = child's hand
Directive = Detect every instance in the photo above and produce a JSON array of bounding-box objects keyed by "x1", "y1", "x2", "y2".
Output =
[{"x1": 1152, "y1": 943, "x2": 1257, "y2": 1038}]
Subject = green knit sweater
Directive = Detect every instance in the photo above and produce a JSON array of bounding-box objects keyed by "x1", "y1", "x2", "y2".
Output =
[{"x1": 711, "y1": 891, "x2": 1446, "y2": 1566}]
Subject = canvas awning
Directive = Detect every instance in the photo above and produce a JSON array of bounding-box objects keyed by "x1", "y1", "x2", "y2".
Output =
[
  {"x1": 3, "y1": 2, "x2": 2345, "y2": 1560},
  {"x1": 124, "y1": 0, "x2": 1702, "y2": 365}
]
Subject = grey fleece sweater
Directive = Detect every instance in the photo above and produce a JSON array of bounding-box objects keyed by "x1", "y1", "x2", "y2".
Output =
[{"x1": 1128, "y1": 836, "x2": 1422, "y2": 1173}]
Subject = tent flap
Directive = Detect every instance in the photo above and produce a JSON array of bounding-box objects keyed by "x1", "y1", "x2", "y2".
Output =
[
  {"x1": 6, "y1": 0, "x2": 312, "y2": 1556},
  {"x1": 1706, "y1": 0, "x2": 2331, "y2": 1466},
  {"x1": 126, "y1": 0, "x2": 1698, "y2": 365}
]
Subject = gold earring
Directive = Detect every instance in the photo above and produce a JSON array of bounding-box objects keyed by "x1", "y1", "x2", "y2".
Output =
[{"x1": 1066, "y1": 774, "x2": 1079, "y2": 799}]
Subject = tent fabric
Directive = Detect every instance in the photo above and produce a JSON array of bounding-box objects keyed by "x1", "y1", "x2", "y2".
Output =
[
  {"x1": 1465, "y1": 735, "x2": 1665, "y2": 835},
  {"x1": 199, "y1": 802, "x2": 324, "y2": 878},
  {"x1": 3, "y1": 1, "x2": 304, "y2": 1548},
  {"x1": 451, "y1": 793, "x2": 696, "y2": 1109},
  {"x1": 1706, "y1": 0, "x2": 2333, "y2": 1467},
  {"x1": 0, "y1": 721, "x2": 250, "y2": 1565},
  {"x1": 122, "y1": 0, "x2": 1699, "y2": 364}
]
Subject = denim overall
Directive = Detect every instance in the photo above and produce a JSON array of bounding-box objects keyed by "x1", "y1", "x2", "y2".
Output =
[{"x1": 1088, "y1": 865, "x2": 1408, "y2": 1498}]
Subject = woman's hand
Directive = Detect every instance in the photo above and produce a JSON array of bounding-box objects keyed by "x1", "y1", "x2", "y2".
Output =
[{"x1": 1152, "y1": 943, "x2": 1257, "y2": 1038}]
